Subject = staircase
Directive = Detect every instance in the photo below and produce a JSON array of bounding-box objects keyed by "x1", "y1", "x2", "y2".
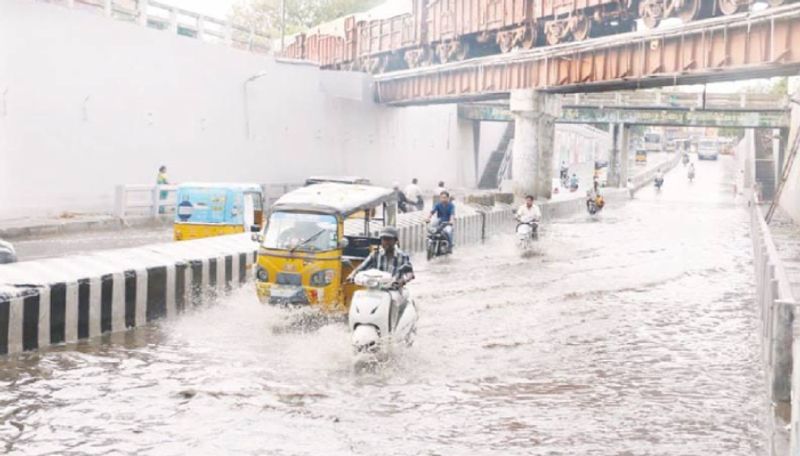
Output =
[{"x1": 478, "y1": 122, "x2": 515, "y2": 189}]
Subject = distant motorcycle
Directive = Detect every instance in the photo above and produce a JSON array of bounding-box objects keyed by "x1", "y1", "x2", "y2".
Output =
[
  {"x1": 688, "y1": 169, "x2": 695, "y2": 182},
  {"x1": 682, "y1": 154, "x2": 690, "y2": 166},
  {"x1": 426, "y1": 222, "x2": 452, "y2": 260},
  {"x1": 654, "y1": 177, "x2": 664, "y2": 190},
  {"x1": 587, "y1": 197, "x2": 604, "y2": 215}
]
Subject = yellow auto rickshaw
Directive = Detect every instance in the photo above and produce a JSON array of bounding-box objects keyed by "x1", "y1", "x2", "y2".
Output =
[
  {"x1": 174, "y1": 183, "x2": 264, "y2": 241},
  {"x1": 253, "y1": 183, "x2": 397, "y2": 313},
  {"x1": 635, "y1": 149, "x2": 648, "y2": 164}
]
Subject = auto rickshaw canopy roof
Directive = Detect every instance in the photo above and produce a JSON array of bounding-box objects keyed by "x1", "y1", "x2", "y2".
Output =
[
  {"x1": 304, "y1": 176, "x2": 371, "y2": 186},
  {"x1": 272, "y1": 183, "x2": 395, "y2": 217},
  {"x1": 177, "y1": 183, "x2": 262, "y2": 193}
]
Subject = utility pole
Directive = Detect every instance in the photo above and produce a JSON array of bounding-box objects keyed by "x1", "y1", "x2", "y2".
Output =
[{"x1": 280, "y1": 0, "x2": 287, "y2": 52}]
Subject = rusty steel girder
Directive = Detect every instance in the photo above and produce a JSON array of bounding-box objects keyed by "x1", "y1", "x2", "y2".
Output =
[{"x1": 374, "y1": 4, "x2": 800, "y2": 106}]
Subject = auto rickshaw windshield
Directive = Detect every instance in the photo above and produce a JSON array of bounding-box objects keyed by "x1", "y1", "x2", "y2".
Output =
[{"x1": 263, "y1": 212, "x2": 338, "y2": 252}]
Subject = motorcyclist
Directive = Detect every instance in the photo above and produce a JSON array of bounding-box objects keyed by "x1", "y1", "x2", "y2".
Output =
[
  {"x1": 655, "y1": 170, "x2": 665, "y2": 188},
  {"x1": 347, "y1": 226, "x2": 414, "y2": 288},
  {"x1": 559, "y1": 162, "x2": 569, "y2": 186},
  {"x1": 393, "y1": 182, "x2": 410, "y2": 213},
  {"x1": 404, "y1": 178, "x2": 423, "y2": 211},
  {"x1": 516, "y1": 195, "x2": 541, "y2": 224},
  {"x1": 688, "y1": 163, "x2": 695, "y2": 179},
  {"x1": 569, "y1": 174, "x2": 579, "y2": 191},
  {"x1": 586, "y1": 188, "x2": 605, "y2": 212},
  {"x1": 626, "y1": 178, "x2": 635, "y2": 199},
  {"x1": 426, "y1": 191, "x2": 455, "y2": 252}
]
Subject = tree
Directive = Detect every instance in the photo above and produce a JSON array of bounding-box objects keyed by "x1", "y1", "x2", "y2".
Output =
[{"x1": 230, "y1": 0, "x2": 383, "y2": 48}]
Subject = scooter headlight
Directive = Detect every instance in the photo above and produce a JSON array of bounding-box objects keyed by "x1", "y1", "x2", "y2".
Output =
[
  {"x1": 256, "y1": 266, "x2": 269, "y2": 282},
  {"x1": 310, "y1": 269, "x2": 335, "y2": 286}
]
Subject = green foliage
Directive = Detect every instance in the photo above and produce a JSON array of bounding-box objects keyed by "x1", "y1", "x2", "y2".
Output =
[{"x1": 230, "y1": 0, "x2": 383, "y2": 39}]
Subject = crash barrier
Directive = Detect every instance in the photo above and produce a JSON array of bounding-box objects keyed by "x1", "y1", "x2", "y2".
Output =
[
  {"x1": 113, "y1": 183, "x2": 299, "y2": 218},
  {"x1": 0, "y1": 235, "x2": 257, "y2": 355},
  {"x1": 394, "y1": 204, "x2": 516, "y2": 253},
  {"x1": 750, "y1": 196, "x2": 799, "y2": 455},
  {"x1": 114, "y1": 184, "x2": 178, "y2": 218},
  {"x1": 629, "y1": 153, "x2": 682, "y2": 191}
]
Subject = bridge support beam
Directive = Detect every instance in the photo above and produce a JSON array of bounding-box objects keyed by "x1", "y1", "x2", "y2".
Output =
[
  {"x1": 510, "y1": 90, "x2": 561, "y2": 199},
  {"x1": 607, "y1": 123, "x2": 630, "y2": 188},
  {"x1": 620, "y1": 124, "x2": 630, "y2": 188}
]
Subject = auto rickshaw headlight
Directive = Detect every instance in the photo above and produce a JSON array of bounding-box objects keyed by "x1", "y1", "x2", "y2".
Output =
[
  {"x1": 256, "y1": 266, "x2": 268, "y2": 282},
  {"x1": 310, "y1": 269, "x2": 335, "y2": 286}
]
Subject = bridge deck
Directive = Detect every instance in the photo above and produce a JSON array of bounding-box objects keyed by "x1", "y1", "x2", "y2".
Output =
[{"x1": 373, "y1": 4, "x2": 800, "y2": 106}]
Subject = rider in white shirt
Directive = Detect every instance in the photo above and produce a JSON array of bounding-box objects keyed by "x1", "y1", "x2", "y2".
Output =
[
  {"x1": 404, "y1": 178, "x2": 423, "y2": 210},
  {"x1": 516, "y1": 195, "x2": 542, "y2": 223}
]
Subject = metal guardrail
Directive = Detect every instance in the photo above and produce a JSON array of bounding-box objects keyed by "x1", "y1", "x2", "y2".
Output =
[
  {"x1": 113, "y1": 183, "x2": 301, "y2": 218},
  {"x1": 41, "y1": 0, "x2": 272, "y2": 53},
  {"x1": 566, "y1": 92, "x2": 788, "y2": 110},
  {"x1": 114, "y1": 184, "x2": 177, "y2": 217},
  {"x1": 750, "y1": 195, "x2": 798, "y2": 455}
]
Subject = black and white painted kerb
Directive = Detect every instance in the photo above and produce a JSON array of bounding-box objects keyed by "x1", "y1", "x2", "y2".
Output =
[{"x1": 0, "y1": 235, "x2": 257, "y2": 355}]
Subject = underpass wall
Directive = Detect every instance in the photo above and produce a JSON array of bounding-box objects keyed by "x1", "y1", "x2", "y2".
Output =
[
  {"x1": 0, "y1": 0, "x2": 475, "y2": 218},
  {"x1": 778, "y1": 85, "x2": 800, "y2": 223}
]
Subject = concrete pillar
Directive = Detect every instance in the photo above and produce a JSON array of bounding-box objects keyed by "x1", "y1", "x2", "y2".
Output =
[
  {"x1": 197, "y1": 17, "x2": 206, "y2": 40},
  {"x1": 472, "y1": 120, "x2": 481, "y2": 187},
  {"x1": 607, "y1": 123, "x2": 621, "y2": 187},
  {"x1": 168, "y1": 8, "x2": 179, "y2": 34},
  {"x1": 618, "y1": 123, "x2": 630, "y2": 187},
  {"x1": 510, "y1": 90, "x2": 561, "y2": 199},
  {"x1": 103, "y1": 0, "x2": 112, "y2": 17},
  {"x1": 137, "y1": 0, "x2": 149, "y2": 27}
]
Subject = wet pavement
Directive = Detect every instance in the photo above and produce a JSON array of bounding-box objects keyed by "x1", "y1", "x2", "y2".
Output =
[{"x1": 0, "y1": 156, "x2": 766, "y2": 455}]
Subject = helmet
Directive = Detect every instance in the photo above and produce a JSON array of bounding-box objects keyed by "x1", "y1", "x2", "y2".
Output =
[{"x1": 379, "y1": 226, "x2": 399, "y2": 240}]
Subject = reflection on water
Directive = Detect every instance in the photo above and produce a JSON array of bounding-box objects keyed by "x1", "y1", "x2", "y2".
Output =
[{"x1": 0, "y1": 157, "x2": 766, "y2": 455}]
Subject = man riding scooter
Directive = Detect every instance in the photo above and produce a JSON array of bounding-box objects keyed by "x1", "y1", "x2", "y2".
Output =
[
  {"x1": 347, "y1": 226, "x2": 414, "y2": 289},
  {"x1": 426, "y1": 191, "x2": 455, "y2": 253},
  {"x1": 654, "y1": 170, "x2": 665, "y2": 189},
  {"x1": 516, "y1": 195, "x2": 541, "y2": 241}
]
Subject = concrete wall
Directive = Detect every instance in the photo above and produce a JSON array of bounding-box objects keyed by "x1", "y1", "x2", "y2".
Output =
[
  {"x1": 0, "y1": 0, "x2": 474, "y2": 218},
  {"x1": 779, "y1": 83, "x2": 800, "y2": 221}
]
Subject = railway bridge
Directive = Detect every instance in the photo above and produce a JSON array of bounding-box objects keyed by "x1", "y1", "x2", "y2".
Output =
[{"x1": 368, "y1": 4, "x2": 800, "y2": 197}]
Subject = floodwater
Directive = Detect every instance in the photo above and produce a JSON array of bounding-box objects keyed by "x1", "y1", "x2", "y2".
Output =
[{"x1": 0, "y1": 156, "x2": 766, "y2": 455}]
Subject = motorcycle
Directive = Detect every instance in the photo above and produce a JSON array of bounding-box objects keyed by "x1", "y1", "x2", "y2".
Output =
[
  {"x1": 516, "y1": 221, "x2": 539, "y2": 251},
  {"x1": 688, "y1": 169, "x2": 695, "y2": 182},
  {"x1": 654, "y1": 177, "x2": 664, "y2": 190},
  {"x1": 569, "y1": 181, "x2": 579, "y2": 192},
  {"x1": 682, "y1": 154, "x2": 690, "y2": 166},
  {"x1": 349, "y1": 269, "x2": 418, "y2": 362},
  {"x1": 587, "y1": 197, "x2": 604, "y2": 215},
  {"x1": 426, "y1": 222, "x2": 452, "y2": 260}
]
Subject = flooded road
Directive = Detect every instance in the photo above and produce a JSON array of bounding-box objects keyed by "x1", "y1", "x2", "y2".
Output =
[{"x1": 0, "y1": 156, "x2": 766, "y2": 455}]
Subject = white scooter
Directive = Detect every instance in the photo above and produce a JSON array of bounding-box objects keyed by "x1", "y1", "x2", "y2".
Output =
[
  {"x1": 516, "y1": 220, "x2": 539, "y2": 252},
  {"x1": 349, "y1": 269, "x2": 418, "y2": 362}
]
